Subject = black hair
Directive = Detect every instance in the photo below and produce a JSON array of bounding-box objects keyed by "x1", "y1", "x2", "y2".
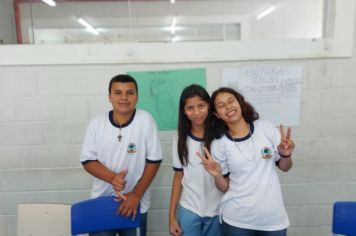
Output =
[
  {"x1": 108, "y1": 74, "x2": 138, "y2": 93},
  {"x1": 210, "y1": 87, "x2": 259, "y2": 137},
  {"x1": 177, "y1": 84, "x2": 217, "y2": 166}
]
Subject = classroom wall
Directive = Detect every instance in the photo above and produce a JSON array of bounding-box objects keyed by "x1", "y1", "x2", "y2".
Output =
[{"x1": 1, "y1": 9, "x2": 356, "y2": 236}]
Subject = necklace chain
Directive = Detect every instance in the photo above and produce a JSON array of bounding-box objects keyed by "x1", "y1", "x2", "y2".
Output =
[
  {"x1": 113, "y1": 111, "x2": 135, "y2": 142},
  {"x1": 115, "y1": 119, "x2": 123, "y2": 142},
  {"x1": 231, "y1": 125, "x2": 256, "y2": 161}
]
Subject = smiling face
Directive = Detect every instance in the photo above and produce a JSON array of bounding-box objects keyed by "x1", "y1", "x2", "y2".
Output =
[
  {"x1": 213, "y1": 92, "x2": 245, "y2": 125},
  {"x1": 184, "y1": 95, "x2": 209, "y2": 128},
  {"x1": 108, "y1": 81, "x2": 138, "y2": 119}
]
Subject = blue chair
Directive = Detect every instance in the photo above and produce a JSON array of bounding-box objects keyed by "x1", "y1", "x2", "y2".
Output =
[
  {"x1": 332, "y1": 201, "x2": 356, "y2": 236},
  {"x1": 71, "y1": 196, "x2": 140, "y2": 235}
]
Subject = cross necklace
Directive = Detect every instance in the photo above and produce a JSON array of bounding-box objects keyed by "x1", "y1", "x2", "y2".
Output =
[
  {"x1": 114, "y1": 119, "x2": 123, "y2": 142},
  {"x1": 112, "y1": 110, "x2": 135, "y2": 142}
]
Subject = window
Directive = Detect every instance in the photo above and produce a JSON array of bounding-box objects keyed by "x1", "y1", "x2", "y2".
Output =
[{"x1": 0, "y1": 0, "x2": 354, "y2": 65}]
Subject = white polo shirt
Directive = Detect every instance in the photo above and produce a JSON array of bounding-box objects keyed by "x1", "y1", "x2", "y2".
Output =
[
  {"x1": 172, "y1": 134, "x2": 223, "y2": 217},
  {"x1": 80, "y1": 109, "x2": 162, "y2": 213},
  {"x1": 212, "y1": 119, "x2": 289, "y2": 231}
]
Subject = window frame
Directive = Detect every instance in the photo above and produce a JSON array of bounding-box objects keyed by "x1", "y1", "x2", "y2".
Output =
[{"x1": 0, "y1": 0, "x2": 354, "y2": 66}]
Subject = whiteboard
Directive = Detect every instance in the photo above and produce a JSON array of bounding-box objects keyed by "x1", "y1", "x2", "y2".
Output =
[{"x1": 221, "y1": 65, "x2": 302, "y2": 126}]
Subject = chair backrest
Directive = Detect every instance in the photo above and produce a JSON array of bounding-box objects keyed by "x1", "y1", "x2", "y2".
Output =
[
  {"x1": 17, "y1": 203, "x2": 71, "y2": 236},
  {"x1": 71, "y1": 196, "x2": 140, "y2": 235},
  {"x1": 333, "y1": 201, "x2": 356, "y2": 236}
]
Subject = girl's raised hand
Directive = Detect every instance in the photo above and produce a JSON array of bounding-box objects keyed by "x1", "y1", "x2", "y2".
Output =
[
  {"x1": 196, "y1": 147, "x2": 222, "y2": 177},
  {"x1": 277, "y1": 124, "x2": 295, "y2": 157}
]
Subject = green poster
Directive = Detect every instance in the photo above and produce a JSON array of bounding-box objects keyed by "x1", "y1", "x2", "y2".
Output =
[{"x1": 128, "y1": 68, "x2": 206, "y2": 130}]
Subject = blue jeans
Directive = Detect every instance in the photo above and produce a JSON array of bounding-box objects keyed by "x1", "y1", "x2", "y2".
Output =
[
  {"x1": 179, "y1": 206, "x2": 223, "y2": 236},
  {"x1": 222, "y1": 221, "x2": 287, "y2": 236},
  {"x1": 89, "y1": 213, "x2": 147, "y2": 236}
]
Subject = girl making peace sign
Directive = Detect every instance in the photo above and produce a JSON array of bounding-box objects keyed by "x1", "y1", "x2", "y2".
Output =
[
  {"x1": 198, "y1": 87, "x2": 295, "y2": 236},
  {"x1": 169, "y1": 85, "x2": 223, "y2": 236}
]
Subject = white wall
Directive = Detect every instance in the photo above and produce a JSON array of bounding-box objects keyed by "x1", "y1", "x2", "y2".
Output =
[{"x1": 0, "y1": 5, "x2": 356, "y2": 236}]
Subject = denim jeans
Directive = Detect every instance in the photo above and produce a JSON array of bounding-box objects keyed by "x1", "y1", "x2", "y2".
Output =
[
  {"x1": 222, "y1": 221, "x2": 287, "y2": 236},
  {"x1": 89, "y1": 213, "x2": 147, "y2": 236},
  {"x1": 179, "y1": 206, "x2": 223, "y2": 236}
]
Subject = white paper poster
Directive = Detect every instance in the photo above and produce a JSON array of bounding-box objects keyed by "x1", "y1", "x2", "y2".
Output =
[{"x1": 221, "y1": 65, "x2": 302, "y2": 126}]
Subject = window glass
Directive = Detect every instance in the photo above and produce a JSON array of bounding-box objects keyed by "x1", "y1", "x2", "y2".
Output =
[{"x1": 0, "y1": 0, "x2": 326, "y2": 45}]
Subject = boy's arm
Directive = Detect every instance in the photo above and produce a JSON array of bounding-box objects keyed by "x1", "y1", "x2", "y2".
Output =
[
  {"x1": 132, "y1": 162, "x2": 161, "y2": 198},
  {"x1": 117, "y1": 162, "x2": 161, "y2": 218},
  {"x1": 82, "y1": 160, "x2": 115, "y2": 183},
  {"x1": 82, "y1": 160, "x2": 127, "y2": 195}
]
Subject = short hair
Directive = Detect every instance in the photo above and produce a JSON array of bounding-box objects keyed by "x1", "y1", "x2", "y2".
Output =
[{"x1": 108, "y1": 74, "x2": 138, "y2": 93}]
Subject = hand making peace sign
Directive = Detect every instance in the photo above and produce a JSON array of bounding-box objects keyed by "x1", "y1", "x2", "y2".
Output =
[
  {"x1": 277, "y1": 124, "x2": 295, "y2": 157},
  {"x1": 196, "y1": 147, "x2": 222, "y2": 177}
]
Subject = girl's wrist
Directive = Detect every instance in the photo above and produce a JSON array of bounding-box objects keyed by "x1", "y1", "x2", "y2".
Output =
[
  {"x1": 279, "y1": 152, "x2": 292, "y2": 158},
  {"x1": 169, "y1": 215, "x2": 176, "y2": 221},
  {"x1": 214, "y1": 172, "x2": 225, "y2": 180}
]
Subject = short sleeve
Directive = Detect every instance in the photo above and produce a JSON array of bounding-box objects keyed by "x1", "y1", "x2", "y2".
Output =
[
  {"x1": 211, "y1": 138, "x2": 229, "y2": 176},
  {"x1": 145, "y1": 113, "x2": 162, "y2": 162},
  {"x1": 172, "y1": 134, "x2": 183, "y2": 170},
  {"x1": 80, "y1": 119, "x2": 98, "y2": 163}
]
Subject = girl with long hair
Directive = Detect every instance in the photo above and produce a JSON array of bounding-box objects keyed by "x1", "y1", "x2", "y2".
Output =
[
  {"x1": 169, "y1": 84, "x2": 223, "y2": 236},
  {"x1": 199, "y1": 87, "x2": 295, "y2": 236}
]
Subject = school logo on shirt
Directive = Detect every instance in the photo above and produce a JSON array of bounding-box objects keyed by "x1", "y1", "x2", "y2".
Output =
[
  {"x1": 261, "y1": 147, "x2": 273, "y2": 159},
  {"x1": 127, "y1": 143, "x2": 137, "y2": 154}
]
